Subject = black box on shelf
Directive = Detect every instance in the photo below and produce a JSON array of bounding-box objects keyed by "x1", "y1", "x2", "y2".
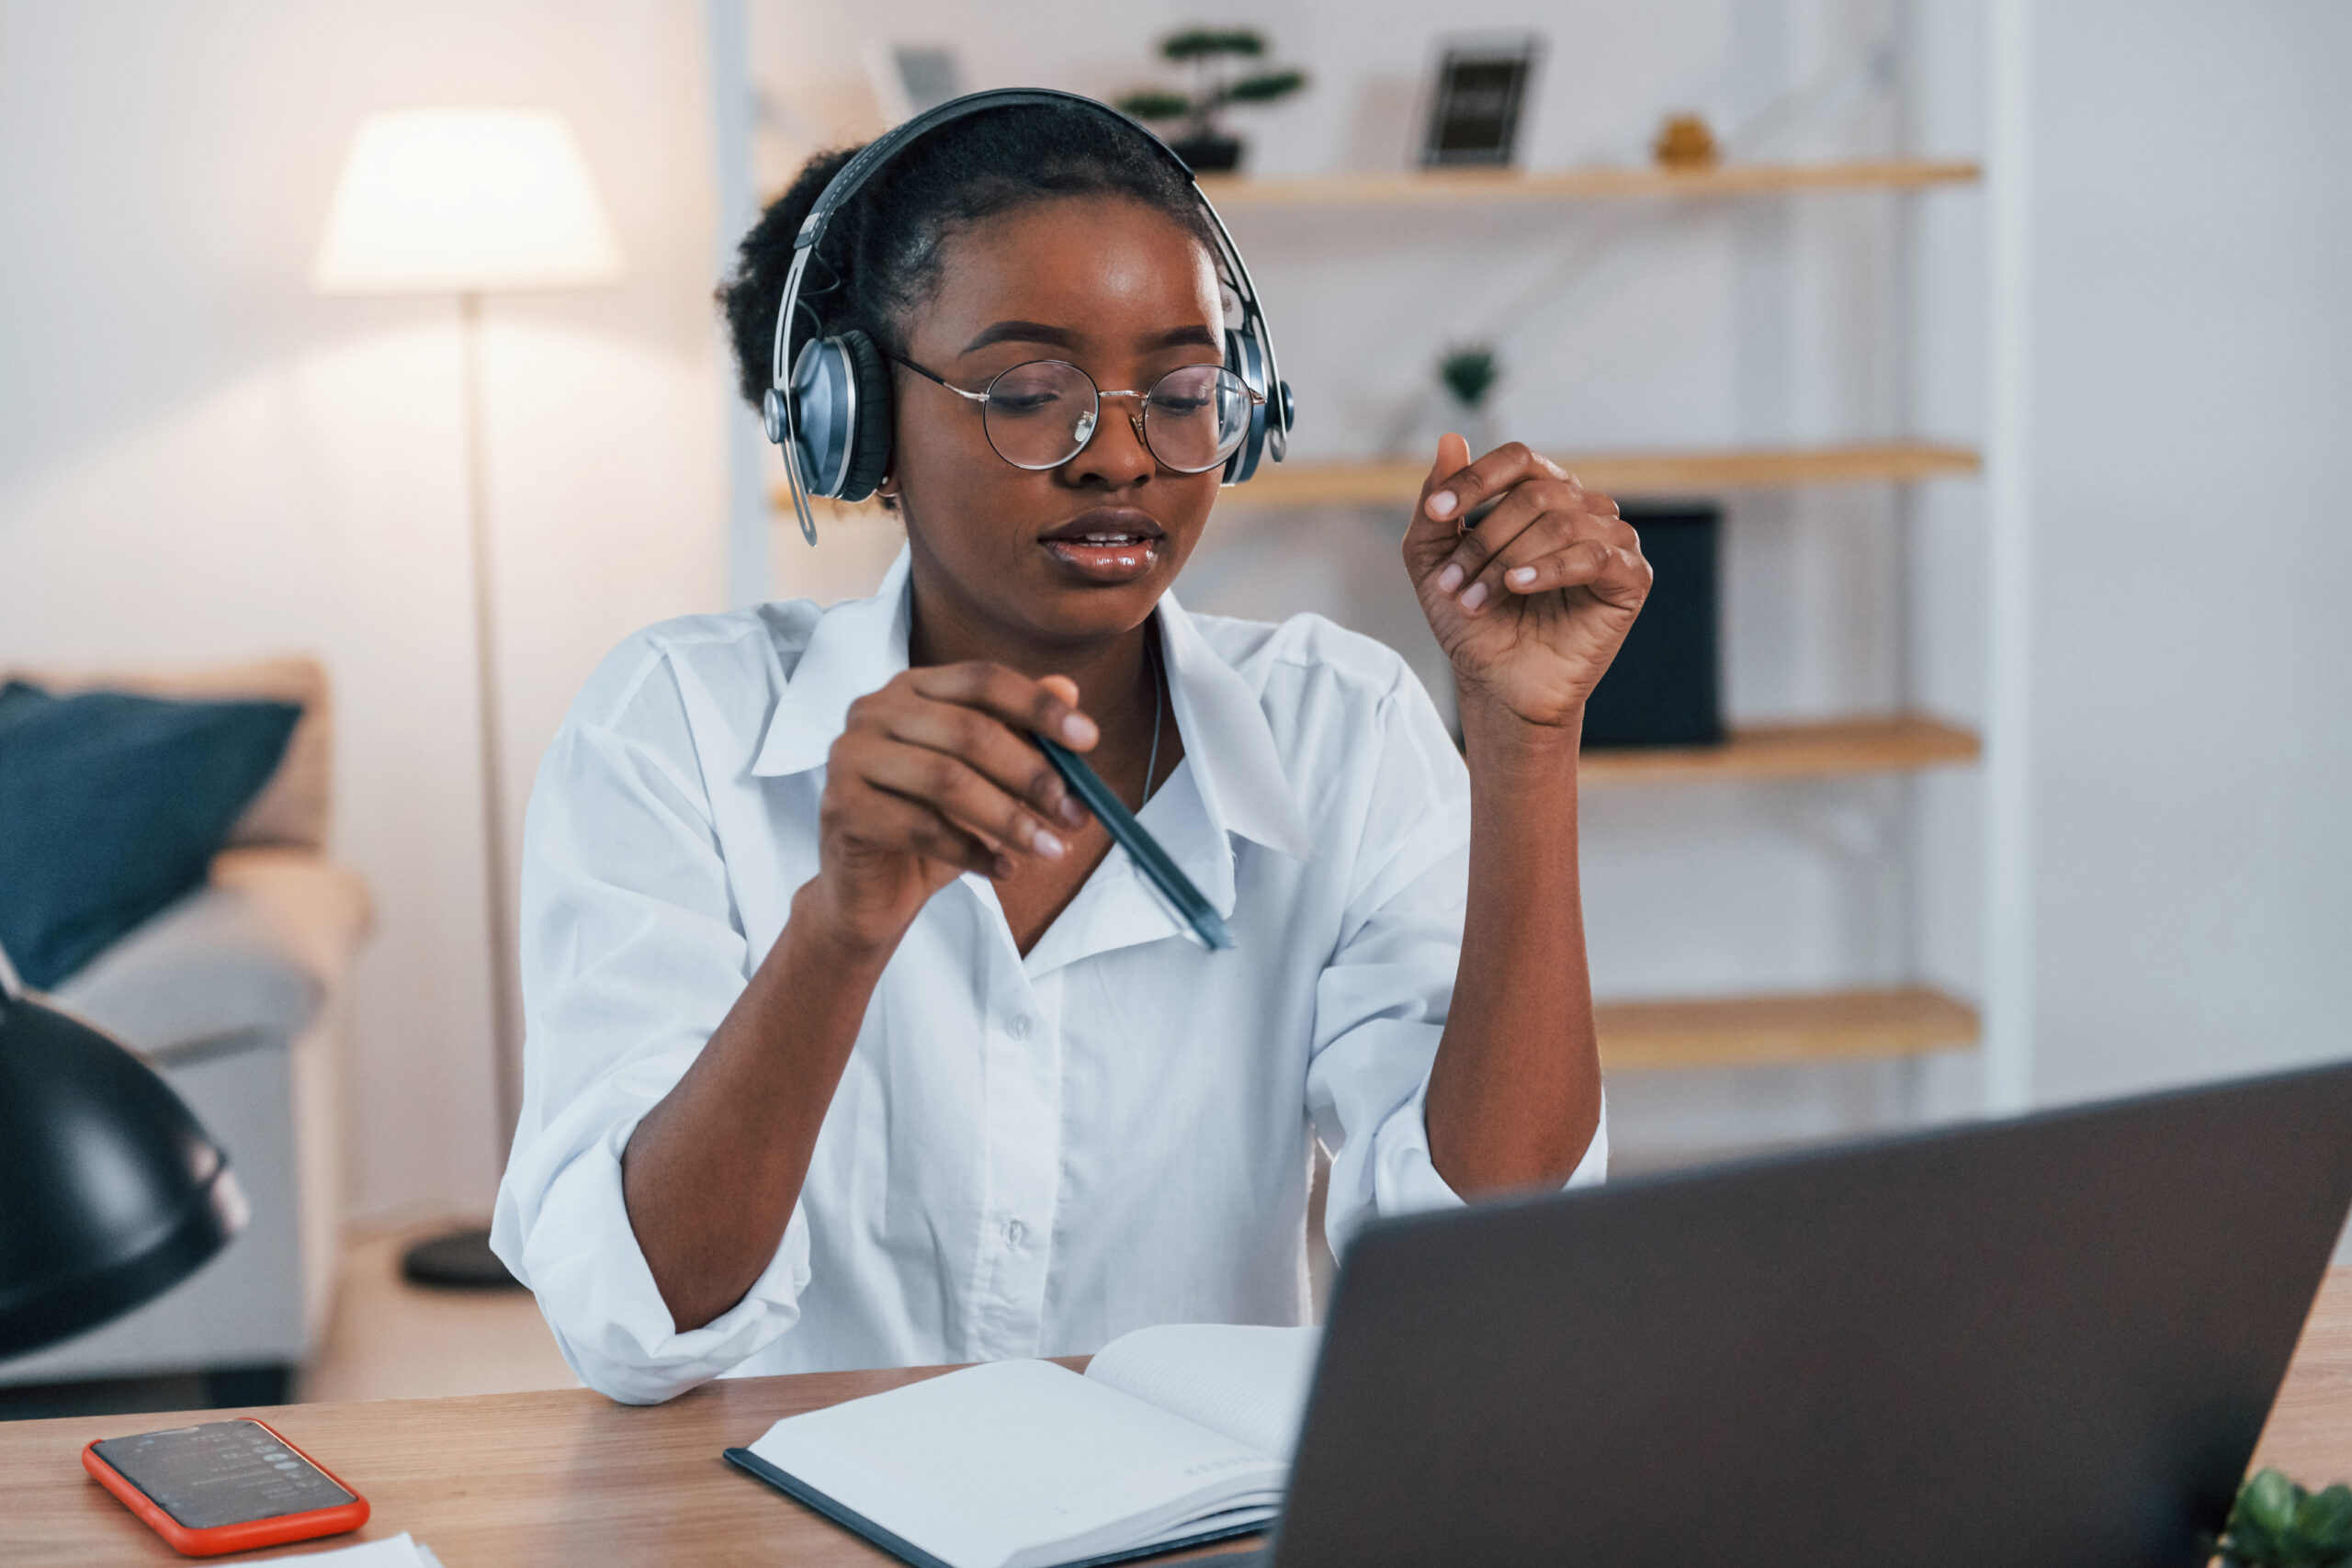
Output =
[{"x1": 1579, "y1": 502, "x2": 1723, "y2": 749}]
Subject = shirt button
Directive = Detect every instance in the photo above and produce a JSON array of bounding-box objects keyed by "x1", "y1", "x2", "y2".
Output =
[
  {"x1": 1003, "y1": 1219, "x2": 1027, "y2": 1247},
  {"x1": 1007, "y1": 1014, "x2": 1035, "y2": 1041}
]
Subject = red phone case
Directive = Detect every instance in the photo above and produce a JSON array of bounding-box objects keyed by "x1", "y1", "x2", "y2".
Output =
[{"x1": 83, "y1": 1418, "x2": 371, "y2": 1557}]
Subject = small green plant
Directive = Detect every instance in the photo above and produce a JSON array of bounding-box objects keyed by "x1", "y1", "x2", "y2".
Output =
[
  {"x1": 2211, "y1": 1469, "x2": 2352, "y2": 1567},
  {"x1": 1437, "y1": 344, "x2": 1501, "y2": 410},
  {"x1": 1114, "y1": 28, "x2": 1306, "y2": 145}
]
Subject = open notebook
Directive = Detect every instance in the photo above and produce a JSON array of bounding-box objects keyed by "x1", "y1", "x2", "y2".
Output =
[{"x1": 725, "y1": 1324, "x2": 1320, "y2": 1568}]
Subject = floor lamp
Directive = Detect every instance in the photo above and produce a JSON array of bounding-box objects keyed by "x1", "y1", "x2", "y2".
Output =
[{"x1": 314, "y1": 108, "x2": 625, "y2": 1286}]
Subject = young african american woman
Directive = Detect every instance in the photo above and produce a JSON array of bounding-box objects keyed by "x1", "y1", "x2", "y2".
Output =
[{"x1": 491, "y1": 101, "x2": 1648, "y2": 1402}]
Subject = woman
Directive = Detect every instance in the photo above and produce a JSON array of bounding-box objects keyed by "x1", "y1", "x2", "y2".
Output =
[{"x1": 491, "y1": 98, "x2": 1649, "y2": 1404}]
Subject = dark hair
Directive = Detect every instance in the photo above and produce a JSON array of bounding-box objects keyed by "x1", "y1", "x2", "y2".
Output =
[{"x1": 716, "y1": 100, "x2": 1221, "y2": 409}]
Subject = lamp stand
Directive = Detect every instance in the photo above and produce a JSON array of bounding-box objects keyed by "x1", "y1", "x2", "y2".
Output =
[{"x1": 401, "y1": 290, "x2": 526, "y2": 1290}]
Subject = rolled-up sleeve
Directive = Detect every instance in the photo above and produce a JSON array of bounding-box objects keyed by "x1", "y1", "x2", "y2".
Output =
[
  {"x1": 1305, "y1": 672, "x2": 1606, "y2": 1262},
  {"x1": 489, "y1": 650, "x2": 811, "y2": 1404}
]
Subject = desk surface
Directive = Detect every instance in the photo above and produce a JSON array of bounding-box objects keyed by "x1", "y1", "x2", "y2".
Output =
[{"x1": 11, "y1": 1267, "x2": 2352, "y2": 1565}]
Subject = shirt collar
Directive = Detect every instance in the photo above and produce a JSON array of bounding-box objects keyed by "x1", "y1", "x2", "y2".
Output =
[
  {"x1": 750, "y1": 547, "x2": 914, "y2": 780},
  {"x1": 1155, "y1": 584, "x2": 1317, "y2": 863},
  {"x1": 750, "y1": 545, "x2": 1315, "y2": 864}
]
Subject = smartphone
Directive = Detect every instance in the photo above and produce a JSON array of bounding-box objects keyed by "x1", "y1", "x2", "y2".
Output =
[{"x1": 83, "y1": 1417, "x2": 369, "y2": 1557}]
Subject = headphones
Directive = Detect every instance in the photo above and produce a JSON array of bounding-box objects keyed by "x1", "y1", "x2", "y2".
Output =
[{"x1": 762, "y1": 87, "x2": 1295, "y2": 546}]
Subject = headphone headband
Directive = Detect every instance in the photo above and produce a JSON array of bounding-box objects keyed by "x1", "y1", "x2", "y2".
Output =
[
  {"x1": 766, "y1": 87, "x2": 1293, "y2": 545},
  {"x1": 794, "y1": 90, "x2": 1124, "y2": 250}
]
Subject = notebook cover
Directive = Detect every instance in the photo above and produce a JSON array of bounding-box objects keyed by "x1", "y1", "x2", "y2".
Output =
[{"x1": 723, "y1": 1446, "x2": 1272, "y2": 1568}]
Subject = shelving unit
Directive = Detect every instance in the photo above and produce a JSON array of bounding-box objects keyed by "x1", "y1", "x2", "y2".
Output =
[
  {"x1": 1580, "y1": 716, "x2": 1979, "y2": 787},
  {"x1": 1198, "y1": 157, "x2": 1980, "y2": 209},
  {"x1": 1216, "y1": 441, "x2": 1980, "y2": 509},
  {"x1": 1598, "y1": 987, "x2": 1980, "y2": 1073},
  {"x1": 1197, "y1": 161, "x2": 2001, "y2": 1081},
  {"x1": 773, "y1": 443, "x2": 1979, "y2": 520},
  {"x1": 708, "y1": 28, "x2": 2030, "y2": 1102}
]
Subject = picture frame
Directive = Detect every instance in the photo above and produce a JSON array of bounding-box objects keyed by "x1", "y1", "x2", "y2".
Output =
[{"x1": 1420, "y1": 35, "x2": 1544, "y2": 168}]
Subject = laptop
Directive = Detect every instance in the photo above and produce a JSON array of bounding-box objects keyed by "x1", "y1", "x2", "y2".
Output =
[{"x1": 1222, "y1": 1058, "x2": 2352, "y2": 1568}]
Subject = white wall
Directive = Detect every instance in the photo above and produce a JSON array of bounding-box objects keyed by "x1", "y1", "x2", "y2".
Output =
[
  {"x1": 0, "y1": 0, "x2": 731, "y2": 1221},
  {"x1": 2024, "y1": 0, "x2": 2352, "y2": 1101}
]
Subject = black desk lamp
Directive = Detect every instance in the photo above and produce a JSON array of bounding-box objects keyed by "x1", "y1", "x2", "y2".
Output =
[{"x1": 0, "y1": 941, "x2": 248, "y2": 1359}]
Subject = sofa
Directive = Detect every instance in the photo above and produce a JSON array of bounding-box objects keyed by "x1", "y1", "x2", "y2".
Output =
[{"x1": 0, "y1": 658, "x2": 371, "y2": 1401}]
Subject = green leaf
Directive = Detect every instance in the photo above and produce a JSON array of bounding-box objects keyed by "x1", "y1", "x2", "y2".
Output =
[
  {"x1": 1114, "y1": 90, "x2": 1193, "y2": 122},
  {"x1": 1162, "y1": 28, "x2": 1266, "y2": 61},
  {"x1": 1225, "y1": 70, "x2": 1306, "y2": 104},
  {"x1": 2295, "y1": 1495, "x2": 2352, "y2": 1561},
  {"x1": 2245, "y1": 1469, "x2": 2306, "y2": 1536},
  {"x1": 2300, "y1": 1484, "x2": 2352, "y2": 1548},
  {"x1": 2220, "y1": 1523, "x2": 2277, "y2": 1561}
]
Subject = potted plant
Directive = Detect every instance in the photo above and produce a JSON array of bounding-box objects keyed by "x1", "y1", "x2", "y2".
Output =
[
  {"x1": 1115, "y1": 28, "x2": 1306, "y2": 174},
  {"x1": 1436, "y1": 342, "x2": 1503, "y2": 454},
  {"x1": 2211, "y1": 1469, "x2": 2352, "y2": 1566}
]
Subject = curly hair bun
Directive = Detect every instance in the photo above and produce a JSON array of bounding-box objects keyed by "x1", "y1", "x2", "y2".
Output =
[{"x1": 715, "y1": 99, "x2": 1218, "y2": 410}]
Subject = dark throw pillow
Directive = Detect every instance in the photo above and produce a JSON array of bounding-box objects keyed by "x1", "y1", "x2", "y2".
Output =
[{"x1": 0, "y1": 680, "x2": 302, "y2": 990}]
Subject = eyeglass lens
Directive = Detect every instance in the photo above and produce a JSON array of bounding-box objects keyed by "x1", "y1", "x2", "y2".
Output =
[{"x1": 982, "y1": 361, "x2": 1251, "y2": 474}]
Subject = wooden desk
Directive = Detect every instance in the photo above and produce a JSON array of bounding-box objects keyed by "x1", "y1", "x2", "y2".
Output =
[{"x1": 12, "y1": 1268, "x2": 2352, "y2": 1565}]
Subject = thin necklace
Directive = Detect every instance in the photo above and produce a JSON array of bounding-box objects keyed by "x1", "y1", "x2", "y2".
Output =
[{"x1": 1139, "y1": 627, "x2": 1164, "y2": 812}]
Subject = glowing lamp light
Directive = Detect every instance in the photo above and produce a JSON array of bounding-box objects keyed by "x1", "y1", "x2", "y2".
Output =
[{"x1": 311, "y1": 107, "x2": 625, "y2": 296}]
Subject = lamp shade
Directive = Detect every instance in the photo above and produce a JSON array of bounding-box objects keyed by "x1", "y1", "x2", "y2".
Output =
[
  {"x1": 0, "y1": 946, "x2": 247, "y2": 1359},
  {"x1": 311, "y1": 107, "x2": 625, "y2": 295}
]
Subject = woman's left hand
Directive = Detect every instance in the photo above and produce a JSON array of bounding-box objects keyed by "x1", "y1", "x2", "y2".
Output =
[{"x1": 1404, "y1": 434, "x2": 1653, "y2": 732}]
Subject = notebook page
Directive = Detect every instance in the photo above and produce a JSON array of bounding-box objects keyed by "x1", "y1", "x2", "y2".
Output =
[
  {"x1": 747, "y1": 1359, "x2": 1284, "y2": 1568},
  {"x1": 1085, "y1": 1324, "x2": 1321, "y2": 1461},
  {"x1": 1125, "y1": 1502, "x2": 1283, "y2": 1553}
]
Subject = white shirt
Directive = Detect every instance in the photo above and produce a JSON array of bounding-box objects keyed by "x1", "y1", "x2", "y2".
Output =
[{"x1": 491, "y1": 547, "x2": 1605, "y2": 1404}]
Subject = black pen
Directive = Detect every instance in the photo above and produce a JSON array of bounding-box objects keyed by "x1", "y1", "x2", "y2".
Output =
[{"x1": 1034, "y1": 735, "x2": 1234, "y2": 952}]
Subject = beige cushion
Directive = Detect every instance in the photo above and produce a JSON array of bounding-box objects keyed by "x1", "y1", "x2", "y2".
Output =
[
  {"x1": 8, "y1": 656, "x2": 334, "y2": 850},
  {"x1": 52, "y1": 846, "x2": 375, "y2": 1062}
]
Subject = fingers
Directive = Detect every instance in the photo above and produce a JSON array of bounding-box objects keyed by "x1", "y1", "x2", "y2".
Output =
[
  {"x1": 1422, "y1": 469, "x2": 1634, "y2": 615},
  {"x1": 824, "y1": 779, "x2": 1011, "y2": 880},
  {"x1": 877, "y1": 694, "x2": 1089, "y2": 830},
  {"x1": 909, "y1": 662, "x2": 1098, "y2": 751},
  {"x1": 1501, "y1": 536, "x2": 1654, "y2": 609},
  {"x1": 1404, "y1": 438, "x2": 1582, "y2": 582},
  {"x1": 831, "y1": 660, "x2": 1105, "y2": 880},
  {"x1": 1428, "y1": 479, "x2": 1584, "y2": 604},
  {"x1": 1420, "y1": 440, "x2": 1571, "y2": 530},
  {"x1": 1402, "y1": 433, "x2": 1476, "y2": 573},
  {"x1": 854, "y1": 739, "x2": 1074, "y2": 864}
]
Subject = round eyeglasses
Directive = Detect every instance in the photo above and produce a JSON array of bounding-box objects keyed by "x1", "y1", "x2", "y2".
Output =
[{"x1": 890, "y1": 355, "x2": 1261, "y2": 475}]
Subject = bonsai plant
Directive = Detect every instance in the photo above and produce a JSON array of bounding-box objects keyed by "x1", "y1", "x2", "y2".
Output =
[{"x1": 1115, "y1": 28, "x2": 1306, "y2": 174}]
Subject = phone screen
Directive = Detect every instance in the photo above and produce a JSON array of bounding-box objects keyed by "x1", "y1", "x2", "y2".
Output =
[{"x1": 92, "y1": 1419, "x2": 355, "y2": 1529}]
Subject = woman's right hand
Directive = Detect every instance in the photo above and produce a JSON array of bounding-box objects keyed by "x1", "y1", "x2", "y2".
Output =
[{"x1": 803, "y1": 662, "x2": 1098, "y2": 953}]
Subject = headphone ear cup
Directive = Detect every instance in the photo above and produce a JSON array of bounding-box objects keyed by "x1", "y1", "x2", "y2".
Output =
[
  {"x1": 1221, "y1": 327, "x2": 1272, "y2": 484},
  {"x1": 835, "y1": 329, "x2": 895, "y2": 502}
]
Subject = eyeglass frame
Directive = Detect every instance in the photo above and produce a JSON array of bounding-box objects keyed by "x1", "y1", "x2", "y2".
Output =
[{"x1": 886, "y1": 352, "x2": 1265, "y2": 475}]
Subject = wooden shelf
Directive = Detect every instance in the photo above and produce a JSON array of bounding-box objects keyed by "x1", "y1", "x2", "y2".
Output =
[
  {"x1": 771, "y1": 444, "x2": 1979, "y2": 518},
  {"x1": 1599, "y1": 986, "x2": 1979, "y2": 1072},
  {"x1": 1581, "y1": 715, "x2": 1980, "y2": 785},
  {"x1": 1215, "y1": 441, "x2": 1980, "y2": 509},
  {"x1": 1197, "y1": 158, "x2": 1982, "y2": 209}
]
